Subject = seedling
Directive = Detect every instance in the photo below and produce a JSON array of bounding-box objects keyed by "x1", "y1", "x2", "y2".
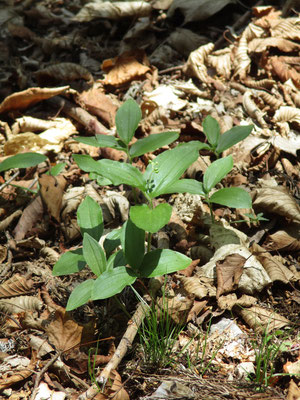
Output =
[
  {"x1": 234, "y1": 212, "x2": 269, "y2": 225},
  {"x1": 53, "y1": 99, "x2": 253, "y2": 310},
  {"x1": 202, "y1": 115, "x2": 253, "y2": 158}
]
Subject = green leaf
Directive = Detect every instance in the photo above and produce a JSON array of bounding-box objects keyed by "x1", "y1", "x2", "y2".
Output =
[
  {"x1": 74, "y1": 135, "x2": 127, "y2": 151},
  {"x1": 139, "y1": 249, "x2": 191, "y2": 277},
  {"x1": 144, "y1": 142, "x2": 199, "y2": 198},
  {"x1": 103, "y1": 228, "x2": 121, "y2": 257},
  {"x1": 0, "y1": 153, "x2": 47, "y2": 172},
  {"x1": 52, "y1": 248, "x2": 86, "y2": 276},
  {"x1": 66, "y1": 279, "x2": 94, "y2": 311},
  {"x1": 203, "y1": 155, "x2": 233, "y2": 193},
  {"x1": 129, "y1": 131, "x2": 179, "y2": 158},
  {"x1": 107, "y1": 250, "x2": 127, "y2": 270},
  {"x1": 77, "y1": 196, "x2": 103, "y2": 241},
  {"x1": 159, "y1": 179, "x2": 205, "y2": 196},
  {"x1": 120, "y1": 219, "x2": 145, "y2": 270},
  {"x1": 115, "y1": 99, "x2": 142, "y2": 145},
  {"x1": 209, "y1": 187, "x2": 252, "y2": 209},
  {"x1": 130, "y1": 203, "x2": 172, "y2": 233},
  {"x1": 202, "y1": 115, "x2": 220, "y2": 148},
  {"x1": 47, "y1": 163, "x2": 66, "y2": 176},
  {"x1": 97, "y1": 159, "x2": 146, "y2": 189},
  {"x1": 73, "y1": 154, "x2": 101, "y2": 173},
  {"x1": 89, "y1": 172, "x2": 112, "y2": 186},
  {"x1": 92, "y1": 267, "x2": 137, "y2": 300},
  {"x1": 216, "y1": 125, "x2": 253, "y2": 154},
  {"x1": 83, "y1": 233, "x2": 106, "y2": 276}
]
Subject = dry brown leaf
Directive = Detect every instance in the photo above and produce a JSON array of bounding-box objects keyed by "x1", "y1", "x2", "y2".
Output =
[
  {"x1": 45, "y1": 308, "x2": 83, "y2": 352},
  {"x1": 267, "y1": 56, "x2": 300, "y2": 88},
  {"x1": 74, "y1": 1, "x2": 151, "y2": 22},
  {"x1": 36, "y1": 62, "x2": 93, "y2": 85},
  {"x1": 13, "y1": 196, "x2": 44, "y2": 241},
  {"x1": 252, "y1": 186, "x2": 300, "y2": 223},
  {"x1": 156, "y1": 294, "x2": 194, "y2": 325},
  {"x1": 0, "y1": 352, "x2": 36, "y2": 390},
  {"x1": 0, "y1": 296, "x2": 43, "y2": 314},
  {"x1": 264, "y1": 230, "x2": 300, "y2": 252},
  {"x1": 176, "y1": 275, "x2": 216, "y2": 299},
  {"x1": 39, "y1": 174, "x2": 67, "y2": 222},
  {"x1": 76, "y1": 86, "x2": 117, "y2": 127},
  {"x1": 217, "y1": 293, "x2": 257, "y2": 310},
  {"x1": 237, "y1": 305, "x2": 290, "y2": 333},
  {"x1": 216, "y1": 254, "x2": 245, "y2": 299},
  {"x1": 0, "y1": 274, "x2": 34, "y2": 298},
  {"x1": 248, "y1": 37, "x2": 300, "y2": 53},
  {"x1": 252, "y1": 243, "x2": 295, "y2": 283},
  {"x1": 183, "y1": 42, "x2": 214, "y2": 83},
  {"x1": 102, "y1": 50, "x2": 150, "y2": 86},
  {"x1": 0, "y1": 86, "x2": 69, "y2": 114},
  {"x1": 4, "y1": 132, "x2": 52, "y2": 156},
  {"x1": 286, "y1": 380, "x2": 300, "y2": 400}
]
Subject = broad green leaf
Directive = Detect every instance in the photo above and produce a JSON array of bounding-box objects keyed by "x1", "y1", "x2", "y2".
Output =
[
  {"x1": 73, "y1": 154, "x2": 102, "y2": 173},
  {"x1": 203, "y1": 155, "x2": 233, "y2": 193},
  {"x1": 120, "y1": 219, "x2": 145, "y2": 270},
  {"x1": 202, "y1": 115, "x2": 220, "y2": 148},
  {"x1": 75, "y1": 135, "x2": 126, "y2": 151},
  {"x1": 89, "y1": 172, "x2": 112, "y2": 186},
  {"x1": 92, "y1": 267, "x2": 137, "y2": 300},
  {"x1": 129, "y1": 131, "x2": 179, "y2": 158},
  {"x1": 139, "y1": 249, "x2": 191, "y2": 277},
  {"x1": 52, "y1": 248, "x2": 85, "y2": 276},
  {"x1": 130, "y1": 203, "x2": 172, "y2": 233},
  {"x1": 97, "y1": 159, "x2": 146, "y2": 189},
  {"x1": 209, "y1": 187, "x2": 252, "y2": 209},
  {"x1": 159, "y1": 179, "x2": 205, "y2": 196},
  {"x1": 144, "y1": 142, "x2": 199, "y2": 198},
  {"x1": 115, "y1": 99, "x2": 142, "y2": 145},
  {"x1": 0, "y1": 153, "x2": 47, "y2": 172},
  {"x1": 77, "y1": 196, "x2": 103, "y2": 241},
  {"x1": 48, "y1": 163, "x2": 66, "y2": 176},
  {"x1": 216, "y1": 125, "x2": 253, "y2": 154},
  {"x1": 107, "y1": 250, "x2": 127, "y2": 270},
  {"x1": 66, "y1": 279, "x2": 94, "y2": 311},
  {"x1": 103, "y1": 228, "x2": 122, "y2": 256},
  {"x1": 83, "y1": 233, "x2": 106, "y2": 276}
]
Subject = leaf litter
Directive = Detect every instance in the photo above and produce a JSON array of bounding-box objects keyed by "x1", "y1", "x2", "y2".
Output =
[{"x1": 0, "y1": 1, "x2": 300, "y2": 399}]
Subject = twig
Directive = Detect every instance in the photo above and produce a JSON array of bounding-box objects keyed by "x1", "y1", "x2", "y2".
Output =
[
  {"x1": 46, "y1": 96, "x2": 110, "y2": 135},
  {"x1": 0, "y1": 171, "x2": 20, "y2": 192},
  {"x1": 30, "y1": 352, "x2": 60, "y2": 400}
]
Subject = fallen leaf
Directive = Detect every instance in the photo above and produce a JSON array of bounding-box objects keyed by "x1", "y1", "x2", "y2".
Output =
[
  {"x1": 39, "y1": 174, "x2": 67, "y2": 222},
  {"x1": 216, "y1": 254, "x2": 245, "y2": 298}
]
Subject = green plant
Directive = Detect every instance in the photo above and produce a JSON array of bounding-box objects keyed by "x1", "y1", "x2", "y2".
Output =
[
  {"x1": 234, "y1": 212, "x2": 269, "y2": 225},
  {"x1": 0, "y1": 152, "x2": 47, "y2": 173},
  {"x1": 202, "y1": 115, "x2": 253, "y2": 158},
  {"x1": 135, "y1": 287, "x2": 187, "y2": 368},
  {"x1": 53, "y1": 99, "x2": 253, "y2": 310},
  {"x1": 251, "y1": 327, "x2": 293, "y2": 386}
]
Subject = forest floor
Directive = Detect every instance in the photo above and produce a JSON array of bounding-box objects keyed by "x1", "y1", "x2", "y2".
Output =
[{"x1": 0, "y1": 0, "x2": 300, "y2": 399}]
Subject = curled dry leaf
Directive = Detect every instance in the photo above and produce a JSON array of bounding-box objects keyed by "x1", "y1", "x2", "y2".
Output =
[
  {"x1": 267, "y1": 56, "x2": 300, "y2": 88},
  {"x1": 264, "y1": 230, "x2": 300, "y2": 252},
  {"x1": 217, "y1": 293, "x2": 257, "y2": 311},
  {"x1": 156, "y1": 294, "x2": 194, "y2": 324},
  {"x1": 252, "y1": 186, "x2": 300, "y2": 223},
  {"x1": 273, "y1": 106, "x2": 300, "y2": 128},
  {"x1": 207, "y1": 47, "x2": 232, "y2": 79},
  {"x1": 102, "y1": 50, "x2": 150, "y2": 86},
  {"x1": 242, "y1": 91, "x2": 267, "y2": 128},
  {"x1": 176, "y1": 274, "x2": 216, "y2": 299},
  {"x1": 252, "y1": 243, "x2": 296, "y2": 283},
  {"x1": 257, "y1": 90, "x2": 283, "y2": 109},
  {"x1": 39, "y1": 174, "x2": 67, "y2": 222},
  {"x1": 183, "y1": 42, "x2": 214, "y2": 83},
  {"x1": 4, "y1": 132, "x2": 52, "y2": 156},
  {"x1": 216, "y1": 254, "x2": 245, "y2": 299},
  {"x1": 74, "y1": 0, "x2": 151, "y2": 22},
  {"x1": 243, "y1": 78, "x2": 276, "y2": 90},
  {"x1": 35, "y1": 62, "x2": 93, "y2": 85},
  {"x1": 248, "y1": 37, "x2": 300, "y2": 53},
  {"x1": 0, "y1": 86, "x2": 69, "y2": 114},
  {"x1": 0, "y1": 296, "x2": 43, "y2": 314},
  {"x1": 0, "y1": 274, "x2": 34, "y2": 298},
  {"x1": 236, "y1": 305, "x2": 290, "y2": 333}
]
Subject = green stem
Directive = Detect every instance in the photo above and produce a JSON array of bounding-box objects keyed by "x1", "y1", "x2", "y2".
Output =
[
  {"x1": 113, "y1": 295, "x2": 132, "y2": 319},
  {"x1": 206, "y1": 197, "x2": 215, "y2": 223}
]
